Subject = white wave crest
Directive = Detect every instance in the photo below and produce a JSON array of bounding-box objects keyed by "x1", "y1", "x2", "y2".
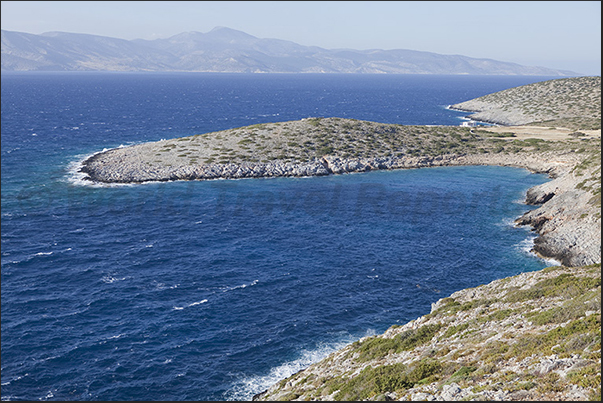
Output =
[
  {"x1": 101, "y1": 275, "x2": 127, "y2": 284},
  {"x1": 516, "y1": 236, "x2": 561, "y2": 266},
  {"x1": 498, "y1": 216, "x2": 518, "y2": 228},
  {"x1": 64, "y1": 145, "x2": 137, "y2": 188},
  {"x1": 1, "y1": 373, "x2": 28, "y2": 386},
  {"x1": 222, "y1": 280, "x2": 259, "y2": 293},
  {"x1": 224, "y1": 331, "x2": 372, "y2": 401},
  {"x1": 173, "y1": 299, "x2": 208, "y2": 310}
]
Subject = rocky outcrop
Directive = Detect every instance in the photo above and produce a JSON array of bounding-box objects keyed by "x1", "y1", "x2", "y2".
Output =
[
  {"x1": 514, "y1": 161, "x2": 601, "y2": 266},
  {"x1": 79, "y1": 153, "x2": 483, "y2": 183},
  {"x1": 80, "y1": 153, "x2": 332, "y2": 183}
]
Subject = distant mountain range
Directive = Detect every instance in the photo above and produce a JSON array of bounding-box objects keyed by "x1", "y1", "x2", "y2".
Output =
[{"x1": 1, "y1": 27, "x2": 579, "y2": 75}]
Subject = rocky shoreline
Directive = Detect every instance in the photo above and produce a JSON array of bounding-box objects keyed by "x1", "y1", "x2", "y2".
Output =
[{"x1": 78, "y1": 147, "x2": 575, "y2": 184}]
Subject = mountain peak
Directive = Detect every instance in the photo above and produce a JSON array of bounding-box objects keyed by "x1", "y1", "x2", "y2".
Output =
[
  {"x1": 209, "y1": 26, "x2": 232, "y2": 32},
  {"x1": 205, "y1": 26, "x2": 257, "y2": 40}
]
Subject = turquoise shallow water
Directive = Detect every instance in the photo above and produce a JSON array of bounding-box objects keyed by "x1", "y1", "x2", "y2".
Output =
[{"x1": 1, "y1": 73, "x2": 555, "y2": 401}]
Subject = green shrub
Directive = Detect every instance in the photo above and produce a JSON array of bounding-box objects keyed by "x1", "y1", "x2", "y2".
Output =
[
  {"x1": 331, "y1": 359, "x2": 442, "y2": 401},
  {"x1": 442, "y1": 322, "x2": 471, "y2": 338},
  {"x1": 449, "y1": 365, "x2": 477, "y2": 383},
  {"x1": 505, "y1": 273, "x2": 601, "y2": 303},
  {"x1": 356, "y1": 324, "x2": 442, "y2": 362},
  {"x1": 567, "y1": 364, "x2": 601, "y2": 389},
  {"x1": 317, "y1": 146, "x2": 334, "y2": 156}
]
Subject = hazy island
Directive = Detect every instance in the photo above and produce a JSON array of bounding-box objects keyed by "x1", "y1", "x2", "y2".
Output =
[
  {"x1": 0, "y1": 27, "x2": 579, "y2": 75},
  {"x1": 79, "y1": 76, "x2": 601, "y2": 400}
]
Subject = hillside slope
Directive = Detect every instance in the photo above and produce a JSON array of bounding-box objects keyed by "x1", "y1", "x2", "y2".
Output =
[
  {"x1": 450, "y1": 76, "x2": 601, "y2": 128},
  {"x1": 255, "y1": 264, "x2": 601, "y2": 401}
]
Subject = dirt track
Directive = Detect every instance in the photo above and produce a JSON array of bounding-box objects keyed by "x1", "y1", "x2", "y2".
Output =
[{"x1": 481, "y1": 125, "x2": 601, "y2": 141}]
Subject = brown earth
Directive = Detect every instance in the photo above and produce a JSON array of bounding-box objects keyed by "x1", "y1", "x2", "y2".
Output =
[{"x1": 480, "y1": 126, "x2": 601, "y2": 141}]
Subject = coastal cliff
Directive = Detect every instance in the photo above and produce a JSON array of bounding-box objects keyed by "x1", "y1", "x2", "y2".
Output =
[{"x1": 78, "y1": 76, "x2": 601, "y2": 400}]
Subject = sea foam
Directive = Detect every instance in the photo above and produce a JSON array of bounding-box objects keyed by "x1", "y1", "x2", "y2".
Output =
[{"x1": 223, "y1": 332, "x2": 371, "y2": 401}]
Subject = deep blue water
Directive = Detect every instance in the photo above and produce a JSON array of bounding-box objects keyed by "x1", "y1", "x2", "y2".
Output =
[{"x1": 2, "y1": 73, "x2": 557, "y2": 401}]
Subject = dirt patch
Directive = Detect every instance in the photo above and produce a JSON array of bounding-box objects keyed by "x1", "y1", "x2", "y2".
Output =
[{"x1": 480, "y1": 125, "x2": 601, "y2": 141}]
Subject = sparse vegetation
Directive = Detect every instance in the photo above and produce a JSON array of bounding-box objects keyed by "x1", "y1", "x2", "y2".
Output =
[
  {"x1": 452, "y1": 76, "x2": 601, "y2": 127},
  {"x1": 257, "y1": 265, "x2": 601, "y2": 401},
  {"x1": 355, "y1": 324, "x2": 442, "y2": 362},
  {"x1": 133, "y1": 116, "x2": 600, "y2": 171}
]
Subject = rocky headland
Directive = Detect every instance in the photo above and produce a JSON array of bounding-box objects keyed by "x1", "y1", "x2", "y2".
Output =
[{"x1": 78, "y1": 76, "x2": 601, "y2": 400}]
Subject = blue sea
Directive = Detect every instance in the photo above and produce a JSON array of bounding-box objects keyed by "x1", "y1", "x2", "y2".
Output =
[{"x1": 1, "y1": 73, "x2": 559, "y2": 401}]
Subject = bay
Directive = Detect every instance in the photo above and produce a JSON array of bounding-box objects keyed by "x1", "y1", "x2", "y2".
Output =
[{"x1": 1, "y1": 73, "x2": 556, "y2": 401}]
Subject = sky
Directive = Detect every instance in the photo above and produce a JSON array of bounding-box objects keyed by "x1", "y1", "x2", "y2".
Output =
[{"x1": 1, "y1": 1, "x2": 601, "y2": 75}]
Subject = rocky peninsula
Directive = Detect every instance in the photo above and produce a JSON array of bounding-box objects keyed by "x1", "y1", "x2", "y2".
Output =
[
  {"x1": 79, "y1": 120, "x2": 601, "y2": 267},
  {"x1": 78, "y1": 76, "x2": 601, "y2": 400}
]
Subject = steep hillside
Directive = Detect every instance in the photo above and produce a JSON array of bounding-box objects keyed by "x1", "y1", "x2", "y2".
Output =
[{"x1": 255, "y1": 264, "x2": 601, "y2": 401}]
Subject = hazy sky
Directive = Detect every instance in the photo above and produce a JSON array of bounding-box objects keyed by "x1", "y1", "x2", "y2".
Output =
[{"x1": 1, "y1": 1, "x2": 601, "y2": 75}]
